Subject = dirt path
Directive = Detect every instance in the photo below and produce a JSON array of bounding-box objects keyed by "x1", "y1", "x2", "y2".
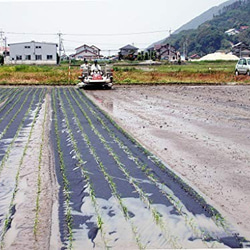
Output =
[{"x1": 85, "y1": 85, "x2": 250, "y2": 239}]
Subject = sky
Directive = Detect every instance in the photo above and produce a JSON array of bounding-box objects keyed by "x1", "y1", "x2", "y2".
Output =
[{"x1": 0, "y1": 0, "x2": 229, "y2": 56}]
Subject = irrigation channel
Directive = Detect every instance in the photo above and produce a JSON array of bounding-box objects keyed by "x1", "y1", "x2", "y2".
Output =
[{"x1": 0, "y1": 86, "x2": 249, "y2": 249}]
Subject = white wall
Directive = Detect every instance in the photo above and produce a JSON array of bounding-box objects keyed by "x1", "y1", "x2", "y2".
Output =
[{"x1": 8, "y1": 41, "x2": 58, "y2": 65}]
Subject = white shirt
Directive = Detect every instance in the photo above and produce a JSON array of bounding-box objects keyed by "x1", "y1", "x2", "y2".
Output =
[
  {"x1": 80, "y1": 63, "x2": 88, "y2": 69},
  {"x1": 91, "y1": 64, "x2": 101, "y2": 72}
]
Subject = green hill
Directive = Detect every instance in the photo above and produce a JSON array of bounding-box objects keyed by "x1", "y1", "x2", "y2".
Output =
[{"x1": 160, "y1": 0, "x2": 250, "y2": 57}]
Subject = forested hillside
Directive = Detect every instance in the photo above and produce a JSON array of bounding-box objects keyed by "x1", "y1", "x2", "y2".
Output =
[{"x1": 161, "y1": 0, "x2": 250, "y2": 57}]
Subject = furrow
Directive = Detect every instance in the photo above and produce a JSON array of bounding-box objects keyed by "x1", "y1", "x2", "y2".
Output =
[
  {"x1": 0, "y1": 88, "x2": 11, "y2": 102},
  {"x1": 0, "y1": 88, "x2": 39, "y2": 176},
  {"x1": 59, "y1": 88, "x2": 142, "y2": 249},
  {"x1": 0, "y1": 88, "x2": 32, "y2": 140},
  {"x1": 74, "y1": 91, "x2": 214, "y2": 245},
  {"x1": 55, "y1": 88, "x2": 111, "y2": 249},
  {"x1": 34, "y1": 88, "x2": 48, "y2": 237},
  {"x1": 68, "y1": 88, "x2": 183, "y2": 249},
  {"x1": 73, "y1": 88, "x2": 243, "y2": 248},
  {"x1": 52, "y1": 89, "x2": 74, "y2": 249},
  {"x1": 0, "y1": 88, "x2": 21, "y2": 117}
]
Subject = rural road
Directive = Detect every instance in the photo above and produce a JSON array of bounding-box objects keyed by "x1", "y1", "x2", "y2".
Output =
[{"x1": 0, "y1": 86, "x2": 249, "y2": 249}]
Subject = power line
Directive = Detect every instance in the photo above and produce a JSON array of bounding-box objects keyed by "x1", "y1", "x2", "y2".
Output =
[
  {"x1": 6, "y1": 29, "x2": 169, "y2": 37},
  {"x1": 63, "y1": 39, "x2": 149, "y2": 46},
  {"x1": 64, "y1": 30, "x2": 169, "y2": 37},
  {"x1": 6, "y1": 32, "x2": 56, "y2": 36}
]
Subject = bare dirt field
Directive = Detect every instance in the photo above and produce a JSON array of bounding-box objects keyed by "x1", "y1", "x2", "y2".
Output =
[{"x1": 85, "y1": 84, "x2": 250, "y2": 240}]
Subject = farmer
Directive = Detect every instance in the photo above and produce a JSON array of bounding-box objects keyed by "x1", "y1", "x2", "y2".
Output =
[
  {"x1": 91, "y1": 60, "x2": 101, "y2": 73},
  {"x1": 80, "y1": 59, "x2": 89, "y2": 70}
]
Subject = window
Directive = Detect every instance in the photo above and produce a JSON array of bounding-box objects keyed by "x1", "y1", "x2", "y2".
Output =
[
  {"x1": 16, "y1": 55, "x2": 22, "y2": 60},
  {"x1": 36, "y1": 46, "x2": 42, "y2": 49},
  {"x1": 25, "y1": 55, "x2": 31, "y2": 60},
  {"x1": 36, "y1": 55, "x2": 42, "y2": 60},
  {"x1": 47, "y1": 55, "x2": 53, "y2": 60},
  {"x1": 25, "y1": 46, "x2": 31, "y2": 49}
]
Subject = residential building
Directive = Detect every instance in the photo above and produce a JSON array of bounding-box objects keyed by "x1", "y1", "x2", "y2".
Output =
[
  {"x1": 73, "y1": 44, "x2": 101, "y2": 60},
  {"x1": 8, "y1": 41, "x2": 58, "y2": 65},
  {"x1": 119, "y1": 44, "x2": 139, "y2": 60},
  {"x1": 232, "y1": 42, "x2": 250, "y2": 57},
  {"x1": 240, "y1": 26, "x2": 249, "y2": 31},
  {"x1": 154, "y1": 44, "x2": 178, "y2": 61},
  {"x1": 225, "y1": 28, "x2": 239, "y2": 36}
]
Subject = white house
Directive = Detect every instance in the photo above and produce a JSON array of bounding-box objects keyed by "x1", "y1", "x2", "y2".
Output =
[
  {"x1": 8, "y1": 41, "x2": 58, "y2": 65},
  {"x1": 73, "y1": 44, "x2": 101, "y2": 60},
  {"x1": 225, "y1": 28, "x2": 239, "y2": 36}
]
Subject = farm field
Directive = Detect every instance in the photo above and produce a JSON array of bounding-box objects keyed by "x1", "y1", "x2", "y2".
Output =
[
  {"x1": 0, "y1": 61, "x2": 250, "y2": 85},
  {"x1": 0, "y1": 86, "x2": 249, "y2": 249}
]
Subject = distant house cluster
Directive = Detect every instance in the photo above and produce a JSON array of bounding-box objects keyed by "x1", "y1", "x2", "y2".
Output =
[
  {"x1": 118, "y1": 43, "x2": 180, "y2": 62},
  {"x1": 225, "y1": 26, "x2": 249, "y2": 36}
]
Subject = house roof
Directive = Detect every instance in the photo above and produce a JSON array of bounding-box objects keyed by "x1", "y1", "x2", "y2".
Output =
[
  {"x1": 91, "y1": 45, "x2": 101, "y2": 51},
  {"x1": 120, "y1": 44, "x2": 139, "y2": 50},
  {"x1": 75, "y1": 44, "x2": 100, "y2": 51},
  {"x1": 8, "y1": 41, "x2": 58, "y2": 46},
  {"x1": 73, "y1": 49, "x2": 98, "y2": 57},
  {"x1": 233, "y1": 42, "x2": 249, "y2": 48}
]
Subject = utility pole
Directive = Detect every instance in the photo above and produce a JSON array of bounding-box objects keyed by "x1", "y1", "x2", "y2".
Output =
[
  {"x1": 57, "y1": 32, "x2": 65, "y2": 65},
  {"x1": 0, "y1": 30, "x2": 4, "y2": 49},
  {"x1": 4, "y1": 36, "x2": 7, "y2": 58},
  {"x1": 0, "y1": 30, "x2": 7, "y2": 63}
]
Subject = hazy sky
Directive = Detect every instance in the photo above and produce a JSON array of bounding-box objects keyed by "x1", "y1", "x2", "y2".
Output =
[{"x1": 0, "y1": 0, "x2": 229, "y2": 55}]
